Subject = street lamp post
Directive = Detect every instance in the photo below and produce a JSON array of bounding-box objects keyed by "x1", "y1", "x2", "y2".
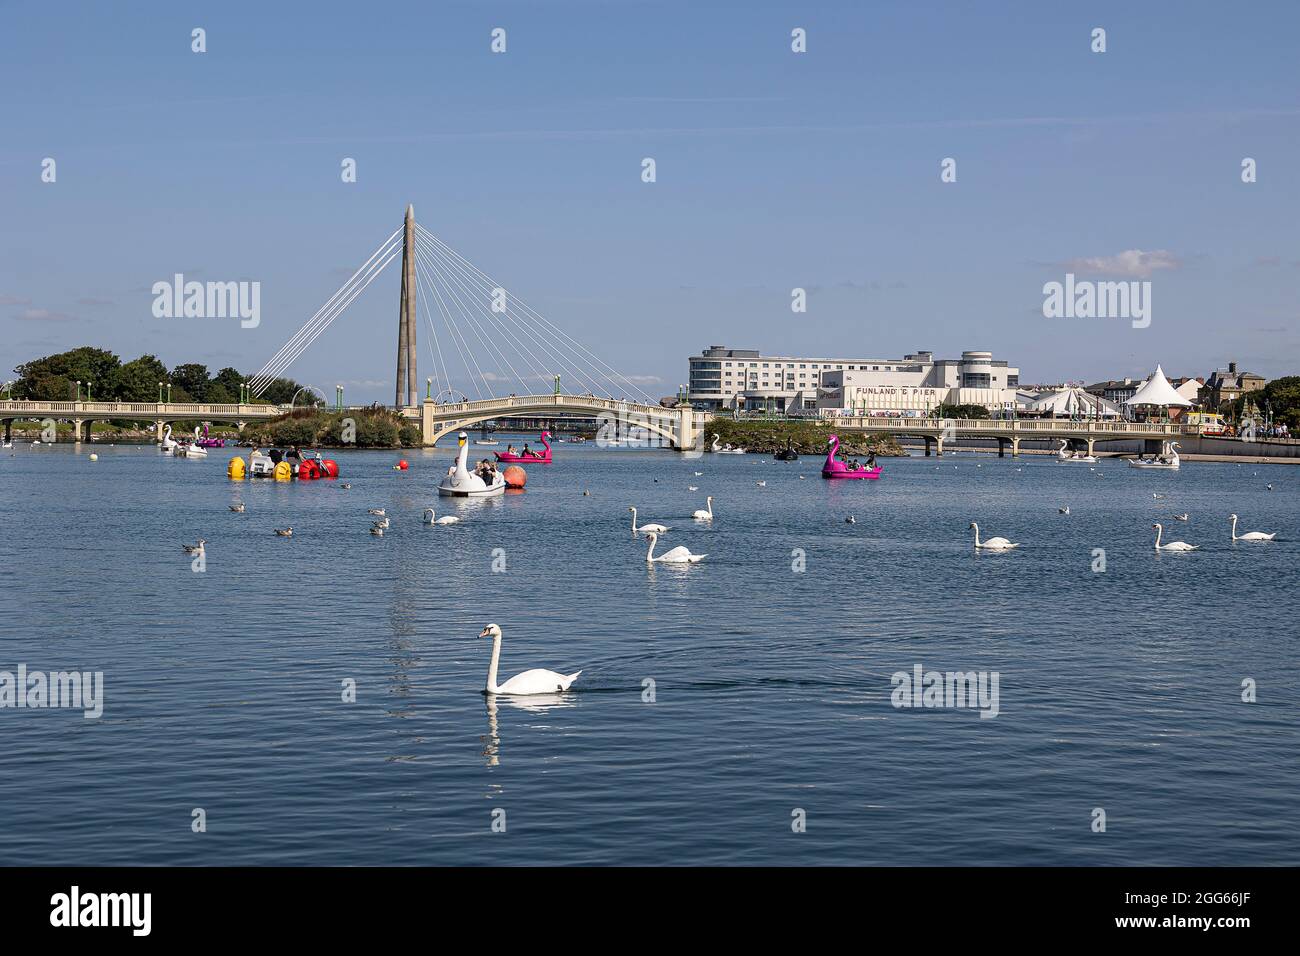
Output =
[
  {"x1": 75, "y1": 380, "x2": 82, "y2": 402},
  {"x1": 87, "y1": 381, "x2": 92, "y2": 402},
  {"x1": 336, "y1": 385, "x2": 343, "y2": 411},
  {"x1": 158, "y1": 382, "x2": 164, "y2": 403},
  {"x1": 426, "y1": 377, "x2": 432, "y2": 401}
]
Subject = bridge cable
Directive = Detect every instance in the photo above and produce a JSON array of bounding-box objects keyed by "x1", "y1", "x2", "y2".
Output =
[
  {"x1": 413, "y1": 247, "x2": 487, "y2": 400},
  {"x1": 250, "y1": 242, "x2": 401, "y2": 395},
  {"x1": 249, "y1": 228, "x2": 400, "y2": 392},
  {"x1": 416, "y1": 233, "x2": 602, "y2": 396},
  {"x1": 416, "y1": 224, "x2": 654, "y2": 403},
  {"x1": 249, "y1": 228, "x2": 402, "y2": 393},
  {"x1": 417, "y1": 242, "x2": 529, "y2": 395},
  {"x1": 415, "y1": 236, "x2": 561, "y2": 394}
]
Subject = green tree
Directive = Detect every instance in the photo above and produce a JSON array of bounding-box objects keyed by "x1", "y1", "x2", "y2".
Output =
[
  {"x1": 933, "y1": 402, "x2": 990, "y2": 420},
  {"x1": 13, "y1": 347, "x2": 121, "y2": 400},
  {"x1": 170, "y1": 363, "x2": 210, "y2": 402},
  {"x1": 212, "y1": 367, "x2": 246, "y2": 397},
  {"x1": 113, "y1": 354, "x2": 170, "y2": 402}
]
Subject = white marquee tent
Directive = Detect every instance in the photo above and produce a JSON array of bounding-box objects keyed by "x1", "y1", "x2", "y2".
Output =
[
  {"x1": 1028, "y1": 386, "x2": 1123, "y2": 418},
  {"x1": 1125, "y1": 365, "x2": 1194, "y2": 408}
]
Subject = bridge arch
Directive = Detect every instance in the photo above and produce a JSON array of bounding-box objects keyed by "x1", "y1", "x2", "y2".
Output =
[
  {"x1": 419, "y1": 395, "x2": 694, "y2": 448},
  {"x1": 428, "y1": 407, "x2": 682, "y2": 447}
]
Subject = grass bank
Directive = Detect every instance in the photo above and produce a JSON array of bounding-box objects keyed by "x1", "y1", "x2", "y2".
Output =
[
  {"x1": 244, "y1": 409, "x2": 421, "y2": 448},
  {"x1": 706, "y1": 419, "x2": 905, "y2": 456}
]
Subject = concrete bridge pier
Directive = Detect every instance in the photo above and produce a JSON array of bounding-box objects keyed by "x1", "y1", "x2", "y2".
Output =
[
  {"x1": 72, "y1": 418, "x2": 84, "y2": 443},
  {"x1": 156, "y1": 421, "x2": 168, "y2": 441},
  {"x1": 1011, "y1": 436, "x2": 1020, "y2": 457},
  {"x1": 934, "y1": 436, "x2": 945, "y2": 457},
  {"x1": 997, "y1": 437, "x2": 1007, "y2": 458},
  {"x1": 1086, "y1": 438, "x2": 1096, "y2": 458},
  {"x1": 421, "y1": 399, "x2": 436, "y2": 446},
  {"x1": 2, "y1": 419, "x2": 11, "y2": 444},
  {"x1": 676, "y1": 404, "x2": 699, "y2": 453}
]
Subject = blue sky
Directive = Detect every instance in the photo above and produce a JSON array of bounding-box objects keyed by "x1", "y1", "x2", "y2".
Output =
[{"x1": 2, "y1": 0, "x2": 1298, "y2": 400}]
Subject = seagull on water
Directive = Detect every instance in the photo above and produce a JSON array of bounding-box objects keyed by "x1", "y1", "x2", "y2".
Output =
[{"x1": 182, "y1": 539, "x2": 206, "y2": 555}]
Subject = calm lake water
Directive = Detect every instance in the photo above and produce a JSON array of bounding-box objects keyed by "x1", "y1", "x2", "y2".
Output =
[{"x1": 1, "y1": 439, "x2": 1296, "y2": 865}]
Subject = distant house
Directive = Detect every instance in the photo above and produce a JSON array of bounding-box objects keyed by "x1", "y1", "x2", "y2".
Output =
[
  {"x1": 1084, "y1": 377, "x2": 1143, "y2": 406},
  {"x1": 1200, "y1": 362, "x2": 1266, "y2": 409}
]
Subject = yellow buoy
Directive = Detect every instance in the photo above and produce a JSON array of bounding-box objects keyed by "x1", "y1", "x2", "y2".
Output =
[
  {"x1": 227, "y1": 456, "x2": 246, "y2": 480},
  {"x1": 273, "y1": 461, "x2": 292, "y2": 481}
]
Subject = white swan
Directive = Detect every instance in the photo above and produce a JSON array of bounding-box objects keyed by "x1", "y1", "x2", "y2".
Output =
[
  {"x1": 692, "y1": 496, "x2": 714, "y2": 521},
  {"x1": 1153, "y1": 523, "x2": 1197, "y2": 551},
  {"x1": 424, "y1": 507, "x2": 459, "y2": 525},
  {"x1": 644, "y1": 531, "x2": 705, "y2": 564},
  {"x1": 480, "y1": 624, "x2": 581, "y2": 695},
  {"x1": 1230, "y1": 514, "x2": 1275, "y2": 541},
  {"x1": 629, "y1": 507, "x2": 669, "y2": 535},
  {"x1": 969, "y1": 522, "x2": 1018, "y2": 550}
]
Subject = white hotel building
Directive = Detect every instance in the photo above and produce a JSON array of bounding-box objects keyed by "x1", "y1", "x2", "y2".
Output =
[{"x1": 687, "y1": 346, "x2": 1021, "y2": 415}]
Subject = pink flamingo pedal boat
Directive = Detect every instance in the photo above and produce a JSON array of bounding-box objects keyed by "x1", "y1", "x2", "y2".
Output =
[
  {"x1": 494, "y1": 431, "x2": 553, "y2": 464},
  {"x1": 194, "y1": 422, "x2": 226, "y2": 448},
  {"x1": 821, "y1": 434, "x2": 881, "y2": 480}
]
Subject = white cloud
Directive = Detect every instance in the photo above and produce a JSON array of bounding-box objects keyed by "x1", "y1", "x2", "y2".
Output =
[
  {"x1": 1061, "y1": 249, "x2": 1181, "y2": 278},
  {"x1": 15, "y1": 308, "x2": 77, "y2": 322}
]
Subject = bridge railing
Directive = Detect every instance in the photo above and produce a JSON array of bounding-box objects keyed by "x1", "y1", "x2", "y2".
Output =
[
  {"x1": 0, "y1": 400, "x2": 286, "y2": 417},
  {"x1": 822, "y1": 416, "x2": 1201, "y2": 436},
  {"x1": 428, "y1": 393, "x2": 679, "y2": 419}
]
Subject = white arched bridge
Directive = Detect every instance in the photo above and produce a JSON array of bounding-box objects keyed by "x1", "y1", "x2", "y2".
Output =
[{"x1": 406, "y1": 393, "x2": 707, "y2": 448}]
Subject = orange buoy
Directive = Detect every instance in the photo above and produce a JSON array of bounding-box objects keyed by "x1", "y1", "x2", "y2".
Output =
[
  {"x1": 396, "y1": 459, "x2": 409, "y2": 470},
  {"x1": 504, "y1": 465, "x2": 527, "y2": 488}
]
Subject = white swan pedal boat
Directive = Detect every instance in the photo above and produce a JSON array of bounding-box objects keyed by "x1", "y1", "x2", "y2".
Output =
[
  {"x1": 1128, "y1": 441, "x2": 1181, "y2": 470},
  {"x1": 439, "y1": 432, "x2": 506, "y2": 497}
]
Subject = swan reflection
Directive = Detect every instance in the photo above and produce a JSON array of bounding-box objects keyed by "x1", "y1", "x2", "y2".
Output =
[{"x1": 482, "y1": 693, "x2": 578, "y2": 767}]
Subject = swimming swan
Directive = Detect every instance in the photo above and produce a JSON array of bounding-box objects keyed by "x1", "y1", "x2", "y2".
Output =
[
  {"x1": 644, "y1": 531, "x2": 706, "y2": 564},
  {"x1": 424, "y1": 507, "x2": 459, "y2": 525},
  {"x1": 969, "y1": 522, "x2": 1018, "y2": 550},
  {"x1": 1152, "y1": 523, "x2": 1197, "y2": 551},
  {"x1": 629, "y1": 507, "x2": 669, "y2": 535},
  {"x1": 692, "y1": 496, "x2": 714, "y2": 521},
  {"x1": 1229, "y1": 514, "x2": 1275, "y2": 541},
  {"x1": 480, "y1": 623, "x2": 581, "y2": 695}
]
